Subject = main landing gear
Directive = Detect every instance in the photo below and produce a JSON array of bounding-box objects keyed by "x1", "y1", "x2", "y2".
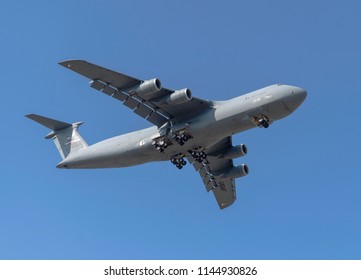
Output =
[
  {"x1": 189, "y1": 149, "x2": 207, "y2": 163},
  {"x1": 152, "y1": 137, "x2": 171, "y2": 153},
  {"x1": 170, "y1": 154, "x2": 187, "y2": 169},
  {"x1": 172, "y1": 130, "x2": 192, "y2": 146},
  {"x1": 170, "y1": 148, "x2": 208, "y2": 170},
  {"x1": 152, "y1": 129, "x2": 193, "y2": 154}
]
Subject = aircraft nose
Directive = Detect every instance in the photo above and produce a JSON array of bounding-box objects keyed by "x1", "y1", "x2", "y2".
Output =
[{"x1": 284, "y1": 87, "x2": 307, "y2": 112}]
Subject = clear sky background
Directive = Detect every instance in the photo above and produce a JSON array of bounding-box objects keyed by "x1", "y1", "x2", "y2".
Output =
[{"x1": 0, "y1": 0, "x2": 360, "y2": 260}]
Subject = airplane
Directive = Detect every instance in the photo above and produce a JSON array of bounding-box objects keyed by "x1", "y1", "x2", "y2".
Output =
[{"x1": 26, "y1": 60, "x2": 307, "y2": 209}]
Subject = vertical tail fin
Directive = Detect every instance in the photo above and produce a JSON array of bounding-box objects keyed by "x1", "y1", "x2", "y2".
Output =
[{"x1": 26, "y1": 114, "x2": 88, "y2": 159}]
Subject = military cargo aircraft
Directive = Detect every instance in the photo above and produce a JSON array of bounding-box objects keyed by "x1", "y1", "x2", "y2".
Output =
[{"x1": 27, "y1": 60, "x2": 307, "y2": 209}]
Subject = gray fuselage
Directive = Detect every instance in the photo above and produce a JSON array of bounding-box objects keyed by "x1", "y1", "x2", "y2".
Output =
[{"x1": 57, "y1": 84, "x2": 306, "y2": 169}]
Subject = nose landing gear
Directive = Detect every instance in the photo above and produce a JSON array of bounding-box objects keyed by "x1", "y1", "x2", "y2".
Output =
[{"x1": 253, "y1": 114, "x2": 270, "y2": 128}]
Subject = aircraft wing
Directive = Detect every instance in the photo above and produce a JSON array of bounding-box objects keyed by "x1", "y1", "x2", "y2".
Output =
[
  {"x1": 59, "y1": 60, "x2": 211, "y2": 127},
  {"x1": 187, "y1": 137, "x2": 238, "y2": 209}
]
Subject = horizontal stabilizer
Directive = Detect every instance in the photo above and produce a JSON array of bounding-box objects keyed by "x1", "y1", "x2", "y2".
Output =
[
  {"x1": 26, "y1": 114, "x2": 71, "y2": 130},
  {"x1": 26, "y1": 114, "x2": 88, "y2": 160}
]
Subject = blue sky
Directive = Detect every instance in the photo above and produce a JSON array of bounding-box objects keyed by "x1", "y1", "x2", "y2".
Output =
[{"x1": 0, "y1": 0, "x2": 360, "y2": 259}]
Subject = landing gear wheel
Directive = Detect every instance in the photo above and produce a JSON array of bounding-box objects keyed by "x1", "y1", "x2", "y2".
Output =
[
  {"x1": 171, "y1": 154, "x2": 187, "y2": 169},
  {"x1": 189, "y1": 149, "x2": 207, "y2": 163},
  {"x1": 259, "y1": 118, "x2": 269, "y2": 128},
  {"x1": 156, "y1": 146, "x2": 164, "y2": 153},
  {"x1": 254, "y1": 114, "x2": 270, "y2": 128},
  {"x1": 152, "y1": 137, "x2": 171, "y2": 153},
  {"x1": 173, "y1": 130, "x2": 192, "y2": 146}
]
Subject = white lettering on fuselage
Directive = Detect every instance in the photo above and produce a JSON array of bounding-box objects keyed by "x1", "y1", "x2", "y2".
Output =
[{"x1": 245, "y1": 91, "x2": 265, "y2": 100}]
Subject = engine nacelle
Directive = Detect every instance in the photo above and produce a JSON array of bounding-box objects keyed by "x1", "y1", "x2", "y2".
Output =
[
  {"x1": 134, "y1": 78, "x2": 162, "y2": 98},
  {"x1": 164, "y1": 88, "x2": 192, "y2": 105},
  {"x1": 223, "y1": 144, "x2": 247, "y2": 159},
  {"x1": 222, "y1": 164, "x2": 249, "y2": 179}
]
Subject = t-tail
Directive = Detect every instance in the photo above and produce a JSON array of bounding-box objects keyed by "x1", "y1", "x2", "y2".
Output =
[{"x1": 26, "y1": 114, "x2": 88, "y2": 159}]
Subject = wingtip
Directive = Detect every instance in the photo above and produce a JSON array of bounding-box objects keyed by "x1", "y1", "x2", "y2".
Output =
[
  {"x1": 58, "y1": 60, "x2": 72, "y2": 68},
  {"x1": 25, "y1": 113, "x2": 41, "y2": 122},
  {"x1": 219, "y1": 199, "x2": 235, "y2": 210},
  {"x1": 25, "y1": 113, "x2": 35, "y2": 119},
  {"x1": 58, "y1": 59, "x2": 87, "y2": 68}
]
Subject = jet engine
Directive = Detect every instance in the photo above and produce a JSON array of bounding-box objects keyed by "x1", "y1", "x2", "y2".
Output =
[
  {"x1": 164, "y1": 88, "x2": 192, "y2": 105},
  {"x1": 133, "y1": 78, "x2": 162, "y2": 98},
  {"x1": 222, "y1": 164, "x2": 249, "y2": 179},
  {"x1": 223, "y1": 144, "x2": 248, "y2": 159}
]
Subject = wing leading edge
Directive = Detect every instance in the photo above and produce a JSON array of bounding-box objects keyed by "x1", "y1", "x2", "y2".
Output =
[{"x1": 59, "y1": 60, "x2": 211, "y2": 127}]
